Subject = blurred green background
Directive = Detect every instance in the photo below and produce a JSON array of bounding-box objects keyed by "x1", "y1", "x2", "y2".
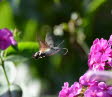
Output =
[{"x1": 0, "y1": 0, "x2": 112, "y2": 97}]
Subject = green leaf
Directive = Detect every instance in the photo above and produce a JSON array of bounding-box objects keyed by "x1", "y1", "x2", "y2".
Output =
[
  {"x1": 0, "y1": 1, "x2": 14, "y2": 29},
  {"x1": 5, "y1": 55, "x2": 28, "y2": 65},
  {"x1": 88, "y1": 0, "x2": 106, "y2": 14},
  {"x1": 6, "y1": 42, "x2": 39, "y2": 58},
  {"x1": 84, "y1": 0, "x2": 106, "y2": 14}
]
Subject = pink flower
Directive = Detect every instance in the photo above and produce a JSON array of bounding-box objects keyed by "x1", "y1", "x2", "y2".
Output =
[
  {"x1": 79, "y1": 71, "x2": 97, "y2": 86},
  {"x1": 88, "y1": 38, "x2": 112, "y2": 70},
  {"x1": 59, "y1": 82, "x2": 82, "y2": 97},
  {"x1": 0, "y1": 28, "x2": 17, "y2": 50},
  {"x1": 84, "y1": 82, "x2": 112, "y2": 97},
  {"x1": 81, "y1": 70, "x2": 112, "y2": 85}
]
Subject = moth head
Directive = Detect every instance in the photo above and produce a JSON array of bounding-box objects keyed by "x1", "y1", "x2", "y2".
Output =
[
  {"x1": 33, "y1": 51, "x2": 46, "y2": 59},
  {"x1": 32, "y1": 52, "x2": 40, "y2": 59}
]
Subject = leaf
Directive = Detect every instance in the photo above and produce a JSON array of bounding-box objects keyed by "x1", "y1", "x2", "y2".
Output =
[
  {"x1": 5, "y1": 55, "x2": 28, "y2": 65},
  {"x1": 0, "y1": 84, "x2": 22, "y2": 97},
  {"x1": 6, "y1": 42, "x2": 39, "y2": 58},
  {"x1": 84, "y1": 0, "x2": 106, "y2": 14},
  {"x1": 0, "y1": 1, "x2": 14, "y2": 28},
  {"x1": 87, "y1": 0, "x2": 106, "y2": 14}
]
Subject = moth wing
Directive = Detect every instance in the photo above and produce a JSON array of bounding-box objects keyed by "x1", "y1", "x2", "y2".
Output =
[
  {"x1": 39, "y1": 41, "x2": 49, "y2": 48},
  {"x1": 45, "y1": 33, "x2": 54, "y2": 47},
  {"x1": 46, "y1": 48, "x2": 60, "y2": 56}
]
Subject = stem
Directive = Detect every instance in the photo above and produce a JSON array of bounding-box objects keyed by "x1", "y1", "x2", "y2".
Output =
[
  {"x1": 1, "y1": 58, "x2": 10, "y2": 88},
  {"x1": 0, "y1": 52, "x2": 12, "y2": 97}
]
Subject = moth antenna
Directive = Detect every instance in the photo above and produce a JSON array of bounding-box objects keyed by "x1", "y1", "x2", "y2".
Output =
[
  {"x1": 57, "y1": 40, "x2": 64, "y2": 47},
  {"x1": 62, "y1": 48, "x2": 68, "y2": 55}
]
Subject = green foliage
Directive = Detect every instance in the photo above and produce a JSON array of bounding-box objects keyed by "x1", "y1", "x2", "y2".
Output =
[
  {"x1": 83, "y1": 0, "x2": 107, "y2": 45},
  {"x1": 0, "y1": 1, "x2": 14, "y2": 29},
  {"x1": 85, "y1": 0, "x2": 106, "y2": 14},
  {"x1": 23, "y1": 19, "x2": 39, "y2": 41},
  {"x1": 6, "y1": 42, "x2": 39, "y2": 57},
  {"x1": 4, "y1": 42, "x2": 39, "y2": 65}
]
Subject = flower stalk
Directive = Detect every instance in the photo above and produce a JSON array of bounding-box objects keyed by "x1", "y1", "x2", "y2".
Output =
[{"x1": 0, "y1": 57, "x2": 10, "y2": 88}]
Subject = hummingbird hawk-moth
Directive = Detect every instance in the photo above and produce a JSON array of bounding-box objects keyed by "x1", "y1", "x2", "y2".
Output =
[{"x1": 33, "y1": 33, "x2": 68, "y2": 59}]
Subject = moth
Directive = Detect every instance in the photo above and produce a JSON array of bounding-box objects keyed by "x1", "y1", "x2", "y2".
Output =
[{"x1": 33, "y1": 33, "x2": 68, "y2": 59}]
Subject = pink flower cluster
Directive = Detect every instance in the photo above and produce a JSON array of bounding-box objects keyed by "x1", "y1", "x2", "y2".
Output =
[
  {"x1": 59, "y1": 35, "x2": 112, "y2": 97},
  {"x1": 59, "y1": 82, "x2": 82, "y2": 97},
  {"x1": 88, "y1": 36, "x2": 112, "y2": 70},
  {"x1": 84, "y1": 82, "x2": 112, "y2": 97}
]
